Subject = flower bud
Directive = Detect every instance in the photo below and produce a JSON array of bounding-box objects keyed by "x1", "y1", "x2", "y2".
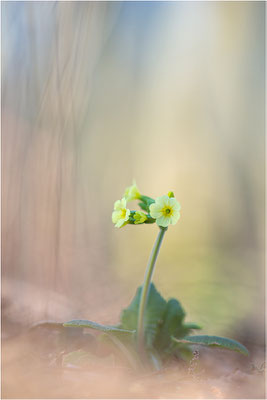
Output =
[{"x1": 133, "y1": 211, "x2": 147, "y2": 225}]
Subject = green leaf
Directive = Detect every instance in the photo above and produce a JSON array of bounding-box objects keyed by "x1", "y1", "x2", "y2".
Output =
[
  {"x1": 154, "y1": 298, "x2": 186, "y2": 351},
  {"x1": 104, "y1": 333, "x2": 141, "y2": 370},
  {"x1": 172, "y1": 335, "x2": 249, "y2": 356},
  {"x1": 29, "y1": 320, "x2": 96, "y2": 353},
  {"x1": 63, "y1": 320, "x2": 135, "y2": 335},
  {"x1": 148, "y1": 348, "x2": 163, "y2": 370},
  {"x1": 29, "y1": 321, "x2": 66, "y2": 331},
  {"x1": 120, "y1": 282, "x2": 167, "y2": 348},
  {"x1": 171, "y1": 342, "x2": 194, "y2": 362},
  {"x1": 154, "y1": 299, "x2": 201, "y2": 353},
  {"x1": 183, "y1": 323, "x2": 202, "y2": 330}
]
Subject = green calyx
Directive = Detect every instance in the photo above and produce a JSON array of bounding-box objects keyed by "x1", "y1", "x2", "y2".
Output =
[{"x1": 138, "y1": 195, "x2": 155, "y2": 213}]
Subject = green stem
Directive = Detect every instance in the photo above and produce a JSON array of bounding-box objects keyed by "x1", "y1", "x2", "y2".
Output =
[{"x1": 137, "y1": 227, "x2": 167, "y2": 355}]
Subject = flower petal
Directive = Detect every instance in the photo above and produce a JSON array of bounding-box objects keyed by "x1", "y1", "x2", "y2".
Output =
[
  {"x1": 170, "y1": 212, "x2": 180, "y2": 225},
  {"x1": 155, "y1": 195, "x2": 169, "y2": 208},
  {"x1": 121, "y1": 197, "x2": 127, "y2": 208},
  {"x1": 156, "y1": 215, "x2": 170, "y2": 227},
  {"x1": 114, "y1": 200, "x2": 122, "y2": 211},
  {"x1": 149, "y1": 203, "x2": 162, "y2": 218},
  {"x1": 124, "y1": 181, "x2": 140, "y2": 201},
  {"x1": 112, "y1": 210, "x2": 120, "y2": 223},
  {"x1": 169, "y1": 197, "x2": 181, "y2": 210},
  {"x1": 115, "y1": 219, "x2": 125, "y2": 228},
  {"x1": 125, "y1": 209, "x2": 130, "y2": 220}
]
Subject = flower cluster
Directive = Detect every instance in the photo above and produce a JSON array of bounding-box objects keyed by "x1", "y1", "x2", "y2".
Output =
[{"x1": 112, "y1": 181, "x2": 181, "y2": 229}]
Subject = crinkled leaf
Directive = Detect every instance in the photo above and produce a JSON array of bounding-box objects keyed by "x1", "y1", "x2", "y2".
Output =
[
  {"x1": 29, "y1": 321, "x2": 66, "y2": 331},
  {"x1": 29, "y1": 321, "x2": 96, "y2": 353},
  {"x1": 171, "y1": 342, "x2": 194, "y2": 362},
  {"x1": 120, "y1": 282, "x2": 167, "y2": 348},
  {"x1": 154, "y1": 298, "x2": 185, "y2": 351},
  {"x1": 63, "y1": 320, "x2": 135, "y2": 335},
  {"x1": 183, "y1": 322, "x2": 202, "y2": 330},
  {"x1": 154, "y1": 299, "x2": 201, "y2": 352},
  {"x1": 172, "y1": 335, "x2": 249, "y2": 356}
]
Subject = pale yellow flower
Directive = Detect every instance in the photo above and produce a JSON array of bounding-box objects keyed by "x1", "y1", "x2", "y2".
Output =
[
  {"x1": 149, "y1": 195, "x2": 181, "y2": 228},
  {"x1": 112, "y1": 198, "x2": 130, "y2": 228},
  {"x1": 124, "y1": 181, "x2": 141, "y2": 202},
  {"x1": 133, "y1": 211, "x2": 147, "y2": 224}
]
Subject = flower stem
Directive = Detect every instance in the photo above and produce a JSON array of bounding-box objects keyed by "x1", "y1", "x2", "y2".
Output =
[{"x1": 137, "y1": 227, "x2": 167, "y2": 355}]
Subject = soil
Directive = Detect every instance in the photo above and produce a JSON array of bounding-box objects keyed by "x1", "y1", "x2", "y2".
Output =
[{"x1": 2, "y1": 322, "x2": 265, "y2": 399}]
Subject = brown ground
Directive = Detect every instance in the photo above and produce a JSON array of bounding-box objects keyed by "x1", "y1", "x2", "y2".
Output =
[{"x1": 2, "y1": 321, "x2": 265, "y2": 399}]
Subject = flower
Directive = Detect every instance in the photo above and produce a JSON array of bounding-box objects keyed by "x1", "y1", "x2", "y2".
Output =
[
  {"x1": 124, "y1": 181, "x2": 141, "y2": 202},
  {"x1": 133, "y1": 211, "x2": 147, "y2": 224},
  {"x1": 149, "y1": 195, "x2": 181, "y2": 228},
  {"x1": 112, "y1": 198, "x2": 130, "y2": 228}
]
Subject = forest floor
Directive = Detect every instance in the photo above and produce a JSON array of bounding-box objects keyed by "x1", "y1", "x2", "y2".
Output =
[{"x1": 2, "y1": 321, "x2": 265, "y2": 399}]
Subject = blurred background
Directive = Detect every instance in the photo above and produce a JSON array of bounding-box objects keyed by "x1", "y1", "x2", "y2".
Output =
[{"x1": 2, "y1": 1, "x2": 265, "y2": 350}]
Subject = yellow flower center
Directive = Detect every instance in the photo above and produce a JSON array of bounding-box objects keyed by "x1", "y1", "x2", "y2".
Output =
[
  {"x1": 121, "y1": 209, "x2": 127, "y2": 218},
  {"x1": 162, "y1": 206, "x2": 173, "y2": 217}
]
